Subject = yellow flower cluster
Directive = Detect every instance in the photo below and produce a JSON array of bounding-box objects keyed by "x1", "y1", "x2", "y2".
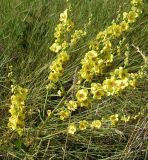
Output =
[
  {"x1": 103, "y1": 67, "x2": 129, "y2": 96},
  {"x1": 50, "y1": 9, "x2": 73, "y2": 53},
  {"x1": 67, "y1": 110, "x2": 145, "y2": 134},
  {"x1": 66, "y1": 100, "x2": 77, "y2": 111},
  {"x1": 47, "y1": 6, "x2": 87, "y2": 88},
  {"x1": 79, "y1": 50, "x2": 103, "y2": 81},
  {"x1": 109, "y1": 110, "x2": 145, "y2": 126},
  {"x1": 68, "y1": 120, "x2": 102, "y2": 134},
  {"x1": 97, "y1": 66, "x2": 142, "y2": 97},
  {"x1": 8, "y1": 85, "x2": 28, "y2": 136},
  {"x1": 48, "y1": 51, "x2": 70, "y2": 82},
  {"x1": 48, "y1": 8, "x2": 72, "y2": 85},
  {"x1": 59, "y1": 108, "x2": 70, "y2": 120},
  {"x1": 79, "y1": 0, "x2": 143, "y2": 83},
  {"x1": 59, "y1": 89, "x2": 90, "y2": 120},
  {"x1": 77, "y1": 0, "x2": 143, "y2": 98},
  {"x1": 59, "y1": 66, "x2": 142, "y2": 119},
  {"x1": 80, "y1": 66, "x2": 139, "y2": 100},
  {"x1": 109, "y1": 114, "x2": 119, "y2": 126}
]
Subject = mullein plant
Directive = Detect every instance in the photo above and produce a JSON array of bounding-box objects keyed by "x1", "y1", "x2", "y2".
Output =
[
  {"x1": 46, "y1": 0, "x2": 146, "y2": 135},
  {"x1": 45, "y1": 1, "x2": 90, "y2": 118},
  {"x1": 7, "y1": 66, "x2": 28, "y2": 136},
  {"x1": 46, "y1": 4, "x2": 88, "y2": 90}
]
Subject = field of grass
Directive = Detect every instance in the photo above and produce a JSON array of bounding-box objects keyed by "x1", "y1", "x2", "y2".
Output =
[{"x1": 0, "y1": 0, "x2": 148, "y2": 159}]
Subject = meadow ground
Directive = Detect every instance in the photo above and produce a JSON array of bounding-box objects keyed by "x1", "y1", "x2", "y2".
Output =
[{"x1": 0, "y1": 0, "x2": 148, "y2": 159}]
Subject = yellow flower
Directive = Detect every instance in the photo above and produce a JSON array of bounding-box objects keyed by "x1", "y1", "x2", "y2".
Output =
[
  {"x1": 91, "y1": 120, "x2": 102, "y2": 129},
  {"x1": 76, "y1": 89, "x2": 88, "y2": 102},
  {"x1": 59, "y1": 109, "x2": 70, "y2": 120},
  {"x1": 123, "y1": 12, "x2": 128, "y2": 20},
  {"x1": 78, "y1": 99, "x2": 90, "y2": 108},
  {"x1": 17, "y1": 128, "x2": 24, "y2": 136},
  {"x1": 103, "y1": 40, "x2": 112, "y2": 52},
  {"x1": 112, "y1": 24, "x2": 122, "y2": 37},
  {"x1": 94, "y1": 59, "x2": 103, "y2": 74},
  {"x1": 80, "y1": 51, "x2": 99, "y2": 81},
  {"x1": 79, "y1": 68, "x2": 93, "y2": 82},
  {"x1": 46, "y1": 83, "x2": 55, "y2": 90},
  {"x1": 20, "y1": 88, "x2": 28, "y2": 95},
  {"x1": 8, "y1": 117, "x2": 17, "y2": 130},
  {"x1": 96, "y1": 31, "x2": 105, "y2": 40},
  {"x1": 127, "y1": 11, "x2": 138, "y2": 23},
  {"x1": 106, "y1": 26, "x2": 114, "y2": 35},
  {"x1": 89, "y1": 40, "x2": 99, "y2": 50},
  {"x1": 103, "y1": 77, "x2": 118, "y2": 95},
  {"x1": 9, "y1": 105, "x2": 17, "y2": 115},
  {"x1": 50, "y1": 61, "x2": 62, "y2": 70},
  {"x1": 109, "y1": 114, "x2": 119, "y2": 126},
  {"x1": 91, "y1": 83, "x2": 104, "y2": 99},
  {"x1": 113, "y1": 67, "x2": 129, "y2": 79},
  {"x1": 120, "y1": 21, "x2": 129, "y2": 31},
  {"x1": 68, "y1": 123, "x2": 76, "y2": 134},
  {"x1": 131, "y1": 0, "x2": 143, "y2": 6},
  {"x1": 55, "y1": 66, "x2": 64, "y2": 75},
  {"x1": 50, "y1": 43, "x2": 62, "y2": 53},
  {"x1": 61, "y1": 41, "x2": 69, "y2": 49},
  {"x1": 91, "y1": 83, "x2": 101, "y2": 94},
  {"x1": 129, "y1": 79, "x2": 136, "y2": 88},
  {"x1": 58, "y1": 51, "x2": 70, "y2": 62},
  {"x1": 53, "y1": 62, "x2": 64, "y2": 71},
  {"x1": 11, "y1": 95, "x2": 25, "y2": 105},
  {"x1": 66, "y1": 100, "x2": 77, "y2": 111},
  {"x1": 93, "y1": 89, "x2": 104, "y2": 100},
  {"x1": 60, "y1": 9, "x2": 68, "y2": 23},
  {"x1": 48, "y1": 71, "x2": 60, "y2": 82},
  {"x1": 79, "y1": 120, "x2": 88, "y2": 130},
  {"x1": 66, "y1": 20, "x2": 74, "y2": 32},
  {"x1": 54, "y1": 31, "x2": 61, "y2": 38},
  {"x1": 85, "y1": 50, "x2": 98, "y2": 61},
  {"x1": 116, "y1": 79, "x2": 128, "y2": 90},
  {"x1": 104, "y1": 53, "x2": 113, "y2": 64},
  {"x1": 55, "y1": 23, "x2": 63, "y2": 32}
]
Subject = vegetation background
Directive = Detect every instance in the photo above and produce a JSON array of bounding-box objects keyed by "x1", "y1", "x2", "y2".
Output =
[{"x1": 0, "y1": 0, "x2": 147, "y2": 159}]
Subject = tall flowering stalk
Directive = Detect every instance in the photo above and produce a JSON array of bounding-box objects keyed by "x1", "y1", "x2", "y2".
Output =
[
  {"x1": 7, "y1": 66, "x2": 28, "y2": 136},
  {"x1": 8, "y1": 85, "x2": 28, "y2": 136},
  {"x1": 47, "y1": 3, "x2": 88, "y2": 90}
]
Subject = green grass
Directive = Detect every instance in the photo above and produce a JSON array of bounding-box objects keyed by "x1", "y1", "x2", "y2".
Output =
[{"x1": 0, "y1": 0, "x2": 148, "y2": 159}]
